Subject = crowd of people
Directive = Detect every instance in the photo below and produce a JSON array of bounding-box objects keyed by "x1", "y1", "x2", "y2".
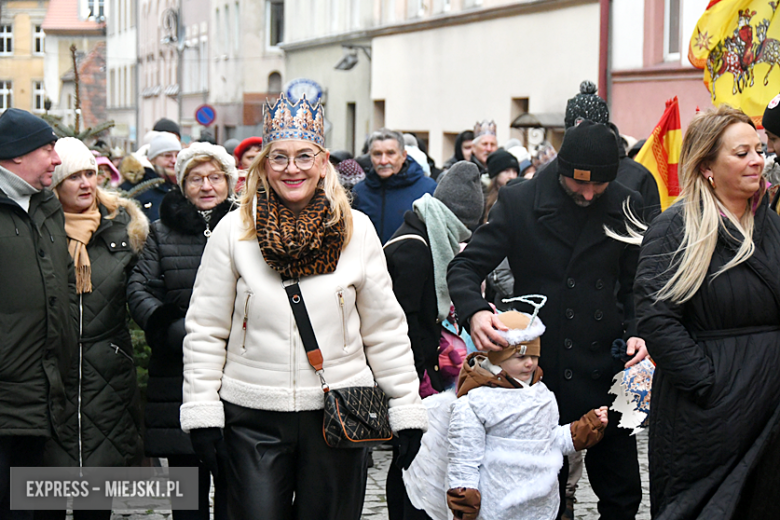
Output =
[{"x1": 1, "y1": 79, "x2": 780, "y2": 520}]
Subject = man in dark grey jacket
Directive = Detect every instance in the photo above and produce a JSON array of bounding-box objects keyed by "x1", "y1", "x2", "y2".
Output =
[{"x1": 0, "y1": 109, "x2": 76, "y2": 519}]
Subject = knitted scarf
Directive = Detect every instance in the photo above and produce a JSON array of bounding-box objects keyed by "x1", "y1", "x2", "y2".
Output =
[
  {"x1": 412, "y1": 193, "x2": 471, "y2": 321},
  {"x1": 64, "y1": 202, "x2": 101, "y2": 294},
  {"x1": 255, "y1": 187, "x2": 345, "y2": 278}
]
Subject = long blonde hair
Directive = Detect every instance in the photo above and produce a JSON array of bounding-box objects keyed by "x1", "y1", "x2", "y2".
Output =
[
  {"x1": 656, "y1": 105, "x2": 759, "y2": 303},
  {"x1": 239, "y1": 142, "x2": 353, "y2": 246}
]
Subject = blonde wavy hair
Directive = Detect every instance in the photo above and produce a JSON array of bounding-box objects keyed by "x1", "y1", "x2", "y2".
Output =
[
  {"x1": 656, "y1": 105, "x2": 760, "y2": 303},
  {"x1": 239, "y1": 142, "x2": 353, "y2": 246}
]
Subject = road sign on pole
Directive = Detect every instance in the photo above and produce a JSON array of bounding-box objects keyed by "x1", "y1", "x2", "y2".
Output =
[{"x1": 195, "y1": 104, "x2": 217, "y2": 127}]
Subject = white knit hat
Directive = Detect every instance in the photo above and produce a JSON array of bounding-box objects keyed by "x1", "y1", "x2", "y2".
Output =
[
  {"x1": 174, "y1": 142, "x2": 238, "y2": 193},
  {"x1": 147, "y1": 132, "x2": 181, "y2": 160},
  {"x1": 51, "y1": 137, "x2": 98, "y2": 188}
]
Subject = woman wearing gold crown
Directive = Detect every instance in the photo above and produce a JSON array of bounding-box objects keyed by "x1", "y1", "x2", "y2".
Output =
[{"x1": 178, "y1": 93, "x2": 428, "y2": 519}]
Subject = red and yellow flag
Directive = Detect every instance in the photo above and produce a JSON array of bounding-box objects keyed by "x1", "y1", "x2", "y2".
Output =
[
  {"x1": 689, "y1": 0, "x2": 780, "y2": 124},
  {"x1": 635, "y1": 98, "x2": 683, "y2": 211}
]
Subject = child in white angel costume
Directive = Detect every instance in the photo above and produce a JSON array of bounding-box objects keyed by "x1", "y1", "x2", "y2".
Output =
[{"x1": 404, "y1": 296, "x2": 608, "y2": 520}]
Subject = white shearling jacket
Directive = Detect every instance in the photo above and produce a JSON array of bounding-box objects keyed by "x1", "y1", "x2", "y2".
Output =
[{"x1": 180, "y1": 204, "x2": 428, "y2": 434}]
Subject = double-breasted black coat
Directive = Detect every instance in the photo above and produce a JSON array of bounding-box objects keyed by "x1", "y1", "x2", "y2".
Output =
[
  {"x1": 127, "y1": 188, "x2": 233, "y2": 456},
  {"x1": 635, "y1": 199, "x2": 780, "y2": 519},
  {"x1": 447, "y1": 164, "x2": 643, "y2": 425}
]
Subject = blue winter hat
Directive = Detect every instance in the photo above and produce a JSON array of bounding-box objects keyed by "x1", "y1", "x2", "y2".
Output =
[{"x1": 0, "y1": 108, "x2": 58, "y2": 160}]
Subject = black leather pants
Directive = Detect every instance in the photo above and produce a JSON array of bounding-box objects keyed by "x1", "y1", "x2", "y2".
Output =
[{"x1": 223, "y1": 402, "x2": 369, "y2": 520}]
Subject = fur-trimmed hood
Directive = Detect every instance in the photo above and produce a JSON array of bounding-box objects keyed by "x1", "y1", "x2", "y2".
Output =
[
  {"x1": 96, "y1": 188, "x2": 149, "y2": 252},
  {"x1": 456, "y1": 352, "x2": 543, "y2": 398},
  {"x1": 159, "y1": 186, "x2": 235, "y2": 236}
]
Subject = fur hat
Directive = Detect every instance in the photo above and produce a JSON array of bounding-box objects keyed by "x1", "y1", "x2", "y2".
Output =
[
  {"x1": 557, "y1": 120, "x2": 619, "y2": 183},
  {"x1": 433, "y1": 161, "x2": 484, "y2": 229},
  {"x1": 174, "y1": 142, "x2": 238, "y2": 193},
  {"x1": 487, "y1": 149, "x2": 520, "y2": 179},
  {"x1": 0, "y1": 109, "x2": 58, "y2": 160},
  {"x1": 148, "y1": 132, "x2": 181, "y2": 161},
  {"x1": 487, "y1": 311, "x2": 546, "y2": 365},
  {"x1": 120, "y1": 154, "x2": 146, "y2": 184},
  {"x1": 763, "y1": 92, "x2": 780, "y2": 136},
  {"x1": 51, "y1": 137, "x2": 98, "y2": 188},
  {"x1": 336, "y1": 159, "x2": 365, "y2": 191},
  {"x1": 565, "y1": 80, "x2": 609, "y2": 129}
]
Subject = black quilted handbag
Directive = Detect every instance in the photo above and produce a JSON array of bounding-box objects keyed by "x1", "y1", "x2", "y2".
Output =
[{"x1": 283, "y1": 278, "x2": 393, "y2": 449}]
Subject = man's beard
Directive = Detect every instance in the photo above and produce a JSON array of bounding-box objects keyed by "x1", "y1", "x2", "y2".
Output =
[{"x1": 558, "y1": 175, "x2": 604, "y2": 207}]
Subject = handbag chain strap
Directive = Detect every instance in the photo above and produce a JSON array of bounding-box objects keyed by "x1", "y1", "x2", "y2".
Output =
[{"x1": 282, "y1": 276, "x2": 330, "y2": 393}]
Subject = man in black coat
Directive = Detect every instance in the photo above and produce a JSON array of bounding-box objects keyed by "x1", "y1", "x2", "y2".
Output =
[{"x1": 448, "y1": 121, "x2": 646, "y2": 520}]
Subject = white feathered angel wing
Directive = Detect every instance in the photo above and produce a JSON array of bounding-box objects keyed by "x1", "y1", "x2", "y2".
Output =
[{"x1": 403, "y1": 390, "x2": 458, "y2": 520}]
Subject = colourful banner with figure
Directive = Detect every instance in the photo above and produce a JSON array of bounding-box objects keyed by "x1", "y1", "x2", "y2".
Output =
[
  {"x1": 635, "y1": 98, "x2": 683, "y2": 211},
  {"x1": 689, "y1": 0, "x2": 780, "y2": 125}
]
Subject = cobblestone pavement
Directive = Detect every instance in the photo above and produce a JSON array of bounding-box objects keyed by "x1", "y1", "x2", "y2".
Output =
[{"x1": 97, "y1": 430, "x2": 649, "y2": 520}]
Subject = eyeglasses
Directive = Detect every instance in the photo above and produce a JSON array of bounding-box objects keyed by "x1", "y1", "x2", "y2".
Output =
[
  {"x1": 187, "y1": 173, "x2": 226, "y2": 187},
  {"x1": 267, "y1": 151, "x2": 323, "y2": 172}
]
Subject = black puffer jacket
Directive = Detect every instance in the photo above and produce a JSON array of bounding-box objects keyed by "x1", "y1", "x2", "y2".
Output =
[
  {"x1": 383, "y1": 211, "x2": 443, "y2": 391},
  {"x1": 127, "y1": 188, "x2": 234, "y2": 456},
  {"x1": 43, "y1": 197, "x2": 147, "y2": 467},
  {"x1": 635, "y1": 199, "x2": 780, "y2": 519}
]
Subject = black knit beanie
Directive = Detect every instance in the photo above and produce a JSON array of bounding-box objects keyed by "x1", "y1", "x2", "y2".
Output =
[
  {"x1": 763, "y1": 93, "x2": 780, "y2": 136},
  {"x1": 565, "y1": 80, "x2": 609, "y2": 129},
  {"x1": 153, "y1": 118, "x2": 181, "y2": 137},
  {"x1": 557, "y1": 120, "x2": 619, "y2": 183},
  {"x1": 486, "y1": 149, "x2": 520, "y2": 179},
  {"x1": 0, "y1": 108, "x2": 58, "y2": 160}
]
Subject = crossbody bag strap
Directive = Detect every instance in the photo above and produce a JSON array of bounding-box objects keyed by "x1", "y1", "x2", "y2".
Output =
[
  {"x1": 282, "y1": 276, "x2": 330, "y2": 392},
  {"x1": 382, "y1": 234, "x2": 428, "y2": 249}
]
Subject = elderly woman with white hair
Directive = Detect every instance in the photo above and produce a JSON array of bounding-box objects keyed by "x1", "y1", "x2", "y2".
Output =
[
  {"x1": 127, "y1": 142, "x2": 236, "y2": 520},
  {"x1": 38, "y1": 137, "x2": 148, "y2": 520}
]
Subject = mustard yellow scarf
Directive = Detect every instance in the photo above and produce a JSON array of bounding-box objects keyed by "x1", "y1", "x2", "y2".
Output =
[{"x1": 64, "y1": 203, "x2": 101, "y2": 294}]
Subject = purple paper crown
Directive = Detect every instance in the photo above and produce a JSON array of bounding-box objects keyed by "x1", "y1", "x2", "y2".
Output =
[
  {"x1": 263, "y1": 93, "x2": 325, "y2": 147},
  {"x1": 474, "y1": 120, "x2": 497, "y2": 139}
]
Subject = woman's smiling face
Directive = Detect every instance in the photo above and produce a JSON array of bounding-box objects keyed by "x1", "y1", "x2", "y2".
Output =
[{"x1": 265, "y1": 140, "x2": 328, "y2": 216}]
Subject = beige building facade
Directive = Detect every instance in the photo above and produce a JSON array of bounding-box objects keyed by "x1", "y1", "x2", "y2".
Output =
[
  {"x1": 0, "y1": 0, "x2": 49, "y2": 114},
  {"x1": 281, "y1": 0, "x2": 600, "y2": 164}
]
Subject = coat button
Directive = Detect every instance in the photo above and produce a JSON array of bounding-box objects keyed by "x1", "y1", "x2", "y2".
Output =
[
  {"x1": 121, "y1": 241, "x2": 127, "y2": 247},
  {"x1": 49, "y1": 296, "x2": 57, "y2": 307},
  {"x1": 144, "y1": 202, "x2": 152, "y2": 208},
  {"x1": 594, "y1": 310, "x2": 603, "y2": 321},
  {"x1": 111, "y1": 242, "x2": 116, "y2": 248},
  {"x1": 591, "y1": 370, "x2": 601, "y2": 380},
  {"x1": 564, "y1": 369, "x2": 573, "y2": 380},
  {"x1": 565, "y1": 308, "x2": 574, "y2": 320},
  {"x1": 596, "y1": 279, "x2": 605, "y2": 290},
  {"x1": 38, "y1": 249, "x2": 45, "y2": 257},
  {"x1": 566, "y1": 278, "x2": 575, "y2": 288},
  {"x1": 564, "y1": 338, "x2": 573, "y2": 349}
]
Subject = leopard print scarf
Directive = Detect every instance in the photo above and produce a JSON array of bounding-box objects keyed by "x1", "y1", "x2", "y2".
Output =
[{"x1": 255, "y1": 187, "x2": 345, "y2": 278}]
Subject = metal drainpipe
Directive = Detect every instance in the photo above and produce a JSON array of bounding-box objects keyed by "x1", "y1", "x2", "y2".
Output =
[{"x1": 599, "y1": 0, "x2": 610, "y2": 103}]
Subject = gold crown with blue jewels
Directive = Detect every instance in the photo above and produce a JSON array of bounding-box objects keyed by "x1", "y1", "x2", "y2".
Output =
[
  {"x1": 263, "y1": 93, "x2": 325, "y2": 147},
  {"x1": 473, "y1": 120, "x2": 497, "y2": 139}
]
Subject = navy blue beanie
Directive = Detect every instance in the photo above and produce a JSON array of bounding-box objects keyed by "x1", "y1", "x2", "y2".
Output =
[{"x1": 0, "y1": 109, "x2": 58, "y2": 160}]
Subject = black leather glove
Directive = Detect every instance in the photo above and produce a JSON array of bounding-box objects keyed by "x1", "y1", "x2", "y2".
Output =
[
  {"x1": 395, "y1": 429, "x2": 424, "y2": 470},
  {"x1": 189, "y1": 427, "x2": 225, "y2": 476}
]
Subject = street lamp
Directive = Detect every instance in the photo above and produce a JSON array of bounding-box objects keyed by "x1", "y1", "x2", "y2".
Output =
[{"x1": 334, "y1": 45, "x2": 371, "y2": 71}]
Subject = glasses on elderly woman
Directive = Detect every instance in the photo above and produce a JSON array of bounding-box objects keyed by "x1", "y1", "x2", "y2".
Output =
[
  {"x1": 267, "y1": 151, "x2": 323, "y2": 172},
  {"x1": 187, "y1": 173, "x2": 226, "y2": 187}
]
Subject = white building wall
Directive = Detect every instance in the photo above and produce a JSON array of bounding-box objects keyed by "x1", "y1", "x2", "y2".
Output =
[
  {"x1": 371, "y1": 2, "x2": 600, "y2": 164},
  {"x1": 611, "y1": 0, "x2": 644, "y2": 71},
  {"x1": 106, "y1": 0, "x2": 137, "y2": 147}
]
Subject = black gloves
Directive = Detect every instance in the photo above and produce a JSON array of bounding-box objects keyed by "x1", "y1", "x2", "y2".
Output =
[
  {"x1": 394, "y1": 429, "x2": 424, "y2": 470},
  {"x1": 189, "y1": 427, "x2": 226, "y2": 476}
]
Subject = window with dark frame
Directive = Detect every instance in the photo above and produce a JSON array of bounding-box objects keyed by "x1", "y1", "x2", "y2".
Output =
[
  {"x1": 0, "y1": 81, "x2": 13, "y2": 111},
  {"x1": 33, "y1": 81, "x2": 45, "y2": 111},
  {"x1": 34, "y1": 25, "x2": 44, "y2": 54},
  {"x1": 268, "y1": 0, "x2": 283, "y2": 47}
]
